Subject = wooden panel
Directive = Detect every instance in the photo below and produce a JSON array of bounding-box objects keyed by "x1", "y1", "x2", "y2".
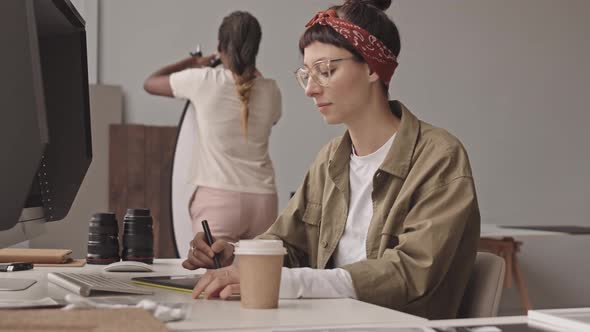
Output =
[
  {"x1": 109, "y1": 124, "x2": 179, "y2": 259},
  {"x1": 126, "y1": 125, "x2": 146, "y2": 210},
  {"x1": 145, "y1": 126, "x2": 161, "y2": 257},
  {"x1": 109, "y1": 124, "x2": 127, "y2": 251}
]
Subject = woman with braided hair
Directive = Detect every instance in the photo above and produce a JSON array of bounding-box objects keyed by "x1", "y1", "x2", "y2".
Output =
[
  {"x1": 187, "y1": 0, "x2": 480, "y2": 319},
  {"x1": 144, "y1": 11, "x2": 281, "y2": 246}
]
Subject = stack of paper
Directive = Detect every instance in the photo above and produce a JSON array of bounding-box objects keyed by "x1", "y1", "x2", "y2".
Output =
[{"x1": 528, "y1": 308, "x2": 590, "y2": 331}]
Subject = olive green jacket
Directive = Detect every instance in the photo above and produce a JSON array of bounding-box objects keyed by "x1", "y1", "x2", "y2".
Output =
[{"x1": 259, "y1": 101, "x2": 480, "y2": 319}]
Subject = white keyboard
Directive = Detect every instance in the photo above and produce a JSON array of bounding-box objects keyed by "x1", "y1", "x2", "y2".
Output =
[{"x1": 48, "y1": 272, "x2": 154, "y2": 297}]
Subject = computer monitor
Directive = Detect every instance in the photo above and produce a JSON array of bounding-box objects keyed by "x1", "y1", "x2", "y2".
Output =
[{"x1": 0, "y1": 0, "x2": 92, "y2": 258}]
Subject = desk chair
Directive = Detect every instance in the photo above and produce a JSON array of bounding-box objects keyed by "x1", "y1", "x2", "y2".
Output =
[{"x1": 458, "y1": 252, "x2": 506, "y2": 318}]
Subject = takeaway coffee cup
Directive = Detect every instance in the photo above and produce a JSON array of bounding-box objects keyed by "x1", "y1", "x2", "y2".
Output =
[{"x1": 234, "y1": 240, "x2": 287, "y2": 309}]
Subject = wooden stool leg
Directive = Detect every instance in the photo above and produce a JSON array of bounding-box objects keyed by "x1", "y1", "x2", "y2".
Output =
[
  {"x1": 479, "y1": 237, "x2": 533, "y2": 312},
  {"x1": 504, "y1": 249, "x2": 513, "y2": 289},
  {"x1": 512, "y1": 251, "x2": 532, "y2": 311}
]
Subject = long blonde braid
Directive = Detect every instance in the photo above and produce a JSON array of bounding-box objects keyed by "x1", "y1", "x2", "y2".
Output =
[{"x1": 234, "y1": 70, "x2": 256, "y2": 140}]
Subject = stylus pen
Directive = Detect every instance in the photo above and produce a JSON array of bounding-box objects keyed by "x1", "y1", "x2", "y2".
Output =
[{"x1": 201, "y1": 220, "x2": 221, "y2": 269}]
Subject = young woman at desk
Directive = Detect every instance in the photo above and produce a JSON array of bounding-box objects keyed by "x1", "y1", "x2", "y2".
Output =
[
  {"x1": 144, "y1": 11, "x2": 282, "y2": 244},
  {"x1": 184, "y1": 0, "x2": 480, "y2": 319}
]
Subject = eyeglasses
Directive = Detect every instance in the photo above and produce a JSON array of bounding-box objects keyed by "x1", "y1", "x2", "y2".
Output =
[{"x1": 294, "y1": 57, "x2": 355, "y2": 89}]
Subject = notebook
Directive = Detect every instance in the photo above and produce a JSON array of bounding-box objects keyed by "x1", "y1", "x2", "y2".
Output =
[{"x1": 0, "y1": 248, "x2": 73, "y2": 264}]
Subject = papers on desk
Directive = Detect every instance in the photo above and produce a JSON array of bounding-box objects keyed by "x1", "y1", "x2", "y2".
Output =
[
  {"x1": 0, "y1": 296, "x2": 189, "y2": 322},
  {"x1": 0, "y1": 296, "x2": 140, "y2": 309},
  {"x1": 528, "y1": 307, "x2": 590, "y2": 331},
  {"x1": 501, "y1": 225, "x2": 590, "y2": 235}
]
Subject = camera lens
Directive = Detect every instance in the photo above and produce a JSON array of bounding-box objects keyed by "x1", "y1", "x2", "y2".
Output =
[
  {"x1": 122, "y1": 208, "x2": 154, "y2": 264},
  {"x1": 86, "y1": 212, "x2": 120, "y2": 265}
]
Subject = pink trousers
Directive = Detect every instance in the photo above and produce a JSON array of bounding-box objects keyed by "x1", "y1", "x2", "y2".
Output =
[{"x1": 189, "y1": 186, "x2": 278, "y2": 243}]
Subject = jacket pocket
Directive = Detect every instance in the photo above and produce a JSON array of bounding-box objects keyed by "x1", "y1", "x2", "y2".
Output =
[
  {"x1": 302, "y1": 202, "x2": 322, "y2": 268},
  {"x1": 302, "y1": 202, "x2": 322, "y2": 226}
]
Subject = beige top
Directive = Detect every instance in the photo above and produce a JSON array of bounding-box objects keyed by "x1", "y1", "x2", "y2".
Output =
[{"x1": 170, "y1": 67, "x2": 281, "y2": 194}]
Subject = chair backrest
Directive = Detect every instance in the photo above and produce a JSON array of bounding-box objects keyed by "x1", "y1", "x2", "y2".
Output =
[{"x1": 458, "y1": 251, "x2": 506, "y2": 318}]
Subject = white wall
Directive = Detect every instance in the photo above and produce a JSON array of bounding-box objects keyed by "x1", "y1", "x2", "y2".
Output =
[
  {"x1": 97, "y1": 0, "x2": 590, "y2": 313},
  {"x1": 99, "y1": 0, "x2": 344, "y2": 207}
]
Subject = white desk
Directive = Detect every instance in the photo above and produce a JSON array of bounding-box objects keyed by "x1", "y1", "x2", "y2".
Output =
[
  {"x1": 0, "y1": 259, "x2": 426, "y2": 331},
  {"x1": 480, "y1": 224, "x2": 564, "y2": 238}
]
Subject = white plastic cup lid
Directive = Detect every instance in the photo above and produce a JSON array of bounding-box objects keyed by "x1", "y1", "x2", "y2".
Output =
[{"x1": 233, "y1": 240, "x2": 287, "y2": 256}]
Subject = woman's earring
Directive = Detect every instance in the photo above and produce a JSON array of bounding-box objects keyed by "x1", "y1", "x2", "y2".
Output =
[{"x1": 368, "y1": 68, "x2": 380, "y2": 83}]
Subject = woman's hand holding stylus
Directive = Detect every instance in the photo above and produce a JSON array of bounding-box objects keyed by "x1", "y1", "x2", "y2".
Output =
[{"x1": 182, "y1": 232, "x2": 234, "y2": 270}]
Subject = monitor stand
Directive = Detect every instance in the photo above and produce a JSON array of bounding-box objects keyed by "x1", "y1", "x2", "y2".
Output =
[{"x1": 0, "y1": 278, "x2": 37, "y2": 291}]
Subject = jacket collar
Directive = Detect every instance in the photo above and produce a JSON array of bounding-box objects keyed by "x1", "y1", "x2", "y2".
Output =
[
  {"x1": 329, "y1": 100, "x2": 420, "y2": 181},
  {"x1": 380, "y1": 101, "x2": 420, "y2": 179}
]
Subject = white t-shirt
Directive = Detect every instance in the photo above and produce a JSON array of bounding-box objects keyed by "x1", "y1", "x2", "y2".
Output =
[
  {"x1": 170, "y1": 67, "x2": 281, "y2": 194},
  {"x1": 334, "y1": 132, "x2": 396, "y2": 267},
  {"x1": 280, "y1": 133, "x2": 396, "y2": 299}
]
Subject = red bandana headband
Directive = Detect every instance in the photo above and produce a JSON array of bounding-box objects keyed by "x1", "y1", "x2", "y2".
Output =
[{"x1": 305, "y1": 9, "x2": 398, "y2": 86}]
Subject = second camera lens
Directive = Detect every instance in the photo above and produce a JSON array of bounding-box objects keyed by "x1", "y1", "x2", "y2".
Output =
[{"x1": 122, "y1": 208, "x2": 154, "y2": 264}]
